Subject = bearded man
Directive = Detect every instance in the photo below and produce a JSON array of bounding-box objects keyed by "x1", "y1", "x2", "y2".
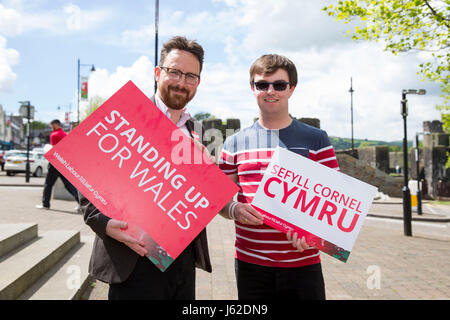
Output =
[{"x1": 80, "y1": 36, "x2": 211, "y2": 300}]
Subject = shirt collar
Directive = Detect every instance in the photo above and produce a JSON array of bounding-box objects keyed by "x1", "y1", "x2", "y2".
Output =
[{"x1": 155, "y1": 93, "x2": 191, "y2": 128}]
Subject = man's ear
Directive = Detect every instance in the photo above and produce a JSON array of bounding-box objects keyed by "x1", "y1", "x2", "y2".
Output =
[
  {"x1": 287, "y1": 85, "x2": 296, "y2": 98},
  {"x1": 154, "y1": 66, "x2": 161, "y2": 82}
]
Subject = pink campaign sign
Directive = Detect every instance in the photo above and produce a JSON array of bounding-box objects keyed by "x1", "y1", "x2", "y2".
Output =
[{"x1": 45, "y1": 81, "x2": 239, "y2": 271}]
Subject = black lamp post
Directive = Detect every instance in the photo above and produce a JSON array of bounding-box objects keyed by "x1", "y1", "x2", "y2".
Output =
[
  {"x1": 401, "y1": 89, "x2": 426, "y2": 236},
  {"x1": 18, "y1": 101, "x2": 32, "y2": 183},
  {"x1": 349, "y1": 77, "x2": 355, "y2": 157},
  {"x1": 154, "y1": 0, "x2": 159, "y2": 94}
]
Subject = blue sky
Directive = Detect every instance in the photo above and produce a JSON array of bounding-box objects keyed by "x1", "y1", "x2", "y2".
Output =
[{"x1": 0, "y1": 0, "x2": 444, "y2": 141}]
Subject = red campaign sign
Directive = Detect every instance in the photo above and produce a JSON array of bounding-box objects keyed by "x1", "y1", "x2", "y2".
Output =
[{"x1": 45, "y1": 81, "x2": 239, "y2": 271}]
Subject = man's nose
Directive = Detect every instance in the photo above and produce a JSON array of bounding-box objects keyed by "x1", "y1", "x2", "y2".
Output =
[{"x1": 266, "y1": 84, "x2": 276, "y2": 93}]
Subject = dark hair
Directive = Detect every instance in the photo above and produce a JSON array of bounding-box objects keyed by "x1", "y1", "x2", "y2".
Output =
[
  {"x1": 159, "y1": 36, "x2": 204, "y2": 73},
  {"x1": 50, "y1": 119, "x2": 61, "y2": 126},
  {"x1": 249, "y1": 54, "x2": 298, "y2": 87}
]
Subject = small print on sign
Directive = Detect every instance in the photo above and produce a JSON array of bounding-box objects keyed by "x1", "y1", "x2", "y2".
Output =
[{"x1": 251, "y1": 147, "x2": 377, "y2": 262}]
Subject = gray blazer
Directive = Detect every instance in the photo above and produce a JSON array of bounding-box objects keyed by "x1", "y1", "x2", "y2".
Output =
[{"x1": 80, "y1": 96, "x2": 212, "y2": 284}]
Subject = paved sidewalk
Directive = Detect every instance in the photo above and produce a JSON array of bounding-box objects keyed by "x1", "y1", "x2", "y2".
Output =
[
  {"x1": 0, "y1": 171, "x2": 45, "y2": 187},
  {"x1": 1, "y1": 183, "x2": 449, "y2": 300}
]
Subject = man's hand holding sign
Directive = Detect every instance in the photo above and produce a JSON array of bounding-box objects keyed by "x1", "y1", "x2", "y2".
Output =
[{"x1": 105, "y1": 220, "x2": 148, "y2": 257}]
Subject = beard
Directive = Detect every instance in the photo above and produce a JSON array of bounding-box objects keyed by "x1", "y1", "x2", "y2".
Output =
[{"x1": 159, "y1": 84, "x2": 194, "y2": 110}]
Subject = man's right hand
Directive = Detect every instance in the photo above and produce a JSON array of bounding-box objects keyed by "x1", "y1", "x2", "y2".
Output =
[
  {"x1": 106, "y1": 219, "x2": 148, "y2": 256},
  {"x1": 234, "y1": 203, "x2": 264, "y2": 225}
]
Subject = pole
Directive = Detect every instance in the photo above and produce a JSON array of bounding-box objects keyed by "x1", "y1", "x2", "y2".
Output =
[
  {"x1": 77, "y1": 58, "x2": 80, "y2": 125},
  {"x1": 154, "y1": 0, "x2": 159, "y2": 94},
  {"x1": 401, "y1": 92, "x2": 412, "y2": 236},
  {"x1": 416, "y1": 134, "x2": 422, "y2": 215},
  {"x1": 25, "y1": 102, "x2": 31, "y2": 183},
  {"x1": 349, "y1": 77, "x2": 355, "y2": 157}
]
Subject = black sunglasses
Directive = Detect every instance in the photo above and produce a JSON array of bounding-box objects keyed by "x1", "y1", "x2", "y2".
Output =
[{"x1": 252, "y1": 81, "x2": 290, "y2": 91}]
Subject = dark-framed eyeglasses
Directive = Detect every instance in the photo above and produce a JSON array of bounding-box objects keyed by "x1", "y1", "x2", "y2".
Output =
[
  {"x1": 160, "y1": 66, "x2": 200, "y2": 85},
  {"x1": 252, "y1": 81, "x2": 290, "y2": 92}
]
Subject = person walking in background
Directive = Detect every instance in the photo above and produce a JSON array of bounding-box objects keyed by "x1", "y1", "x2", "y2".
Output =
[{"x1": 36, "y1": 119, "x2": 79, "y2": 210}]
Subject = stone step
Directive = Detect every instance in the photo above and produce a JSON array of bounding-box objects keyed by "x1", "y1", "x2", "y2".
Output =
[
  {"x1": 19, "y1": 236, "x2": 94, "y2": 300},
  {"x1": 0, "y1": 230, "x2": 80, "y2": 300},
  {"x1": 0, "y1": 223, "x2": 38, "y2": 258}
]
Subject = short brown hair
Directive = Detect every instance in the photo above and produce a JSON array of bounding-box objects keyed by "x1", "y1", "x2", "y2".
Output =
[
  {"x1": 159, "y1": 36, "x2": 204, "y2": 73},
  {"x1": 249, "y1": 54, "x2": 298, "y2": 87}
]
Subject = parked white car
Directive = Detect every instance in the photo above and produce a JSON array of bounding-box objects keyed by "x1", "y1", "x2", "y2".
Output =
[
  {"x1": 32, "y1": 147, "x2": 45, "y2": 153},
  {"x1": 4, "y1": 151, "x2": 49, "y2": 177}
]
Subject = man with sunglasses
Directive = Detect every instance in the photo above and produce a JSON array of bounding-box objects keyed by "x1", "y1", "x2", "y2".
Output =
[
  {"x1": 219, "y1": 54, "x2": 339, "y2": 300},
  {"x1": 80, "y1": 36, "x2": 212, "y2": 300}
]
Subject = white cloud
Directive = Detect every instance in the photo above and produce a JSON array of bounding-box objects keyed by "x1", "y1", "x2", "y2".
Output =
[
  {"x1": 0, "y1": 35, "x2": 19, "y2": 92},
  {"x1": 0, "y1": 4, "x2": 22, "y2": 36},
  {"x1": 212, "y1": 0, "x2": 354, "y2": 55},
  {"x1": 192, "y1": 61, "x2": 255, "y2": 121},
  {"x1": 120, "y1": 8, "x2": 237, "y2": 53},
  {"x1": 0, "y1": 2, "x2": 112, "y2": 94},
  {"x1": 87, "y1": 55, "x2": 155, "y2": 111}
]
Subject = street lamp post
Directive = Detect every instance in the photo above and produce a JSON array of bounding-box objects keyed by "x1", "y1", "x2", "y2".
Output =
[
  {"x1": 154, "y1": 0, "x2": 159, "y2": 94},
  {"x1": 77, "y1": 59, "x2": 95, "y2": 124},
  {"x1": 401, "y1": 89, "x2": 426, "y2": 236},
  {"x1": 349, "y1": 77, "x2": 355, "y2": 157},
  {"x1": 18, "y1": 101, "x2": 32, "y2": 183}
]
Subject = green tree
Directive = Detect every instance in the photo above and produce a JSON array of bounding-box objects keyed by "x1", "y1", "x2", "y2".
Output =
[
  {"x1": 323, "y1": 0, "x2": 449, "y2": 103},
  {"x1": 389, "y1": 145, "x2": 402, "y2": 152},
  {"x1": 30, "y1": 120, "x2": 48, "y2": 130},
  {"x1": 436, "y1": 85, "x2": 450, "y2": 131},
  {"x1": 435, "y1": 85, "x2": 450, "y2": 168},
  {"x1": 83, "y1": 96, "x2": 106, "y2": 121},
  {"x1": 359, "y1": 141, "x2": 373, "y2": 147},
  {"x1": 193, "y1": 112, "x2": 215, "y2": 121},
  {"x1": 23, "y1": 120, "x2": 48, "y2": 135}
]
